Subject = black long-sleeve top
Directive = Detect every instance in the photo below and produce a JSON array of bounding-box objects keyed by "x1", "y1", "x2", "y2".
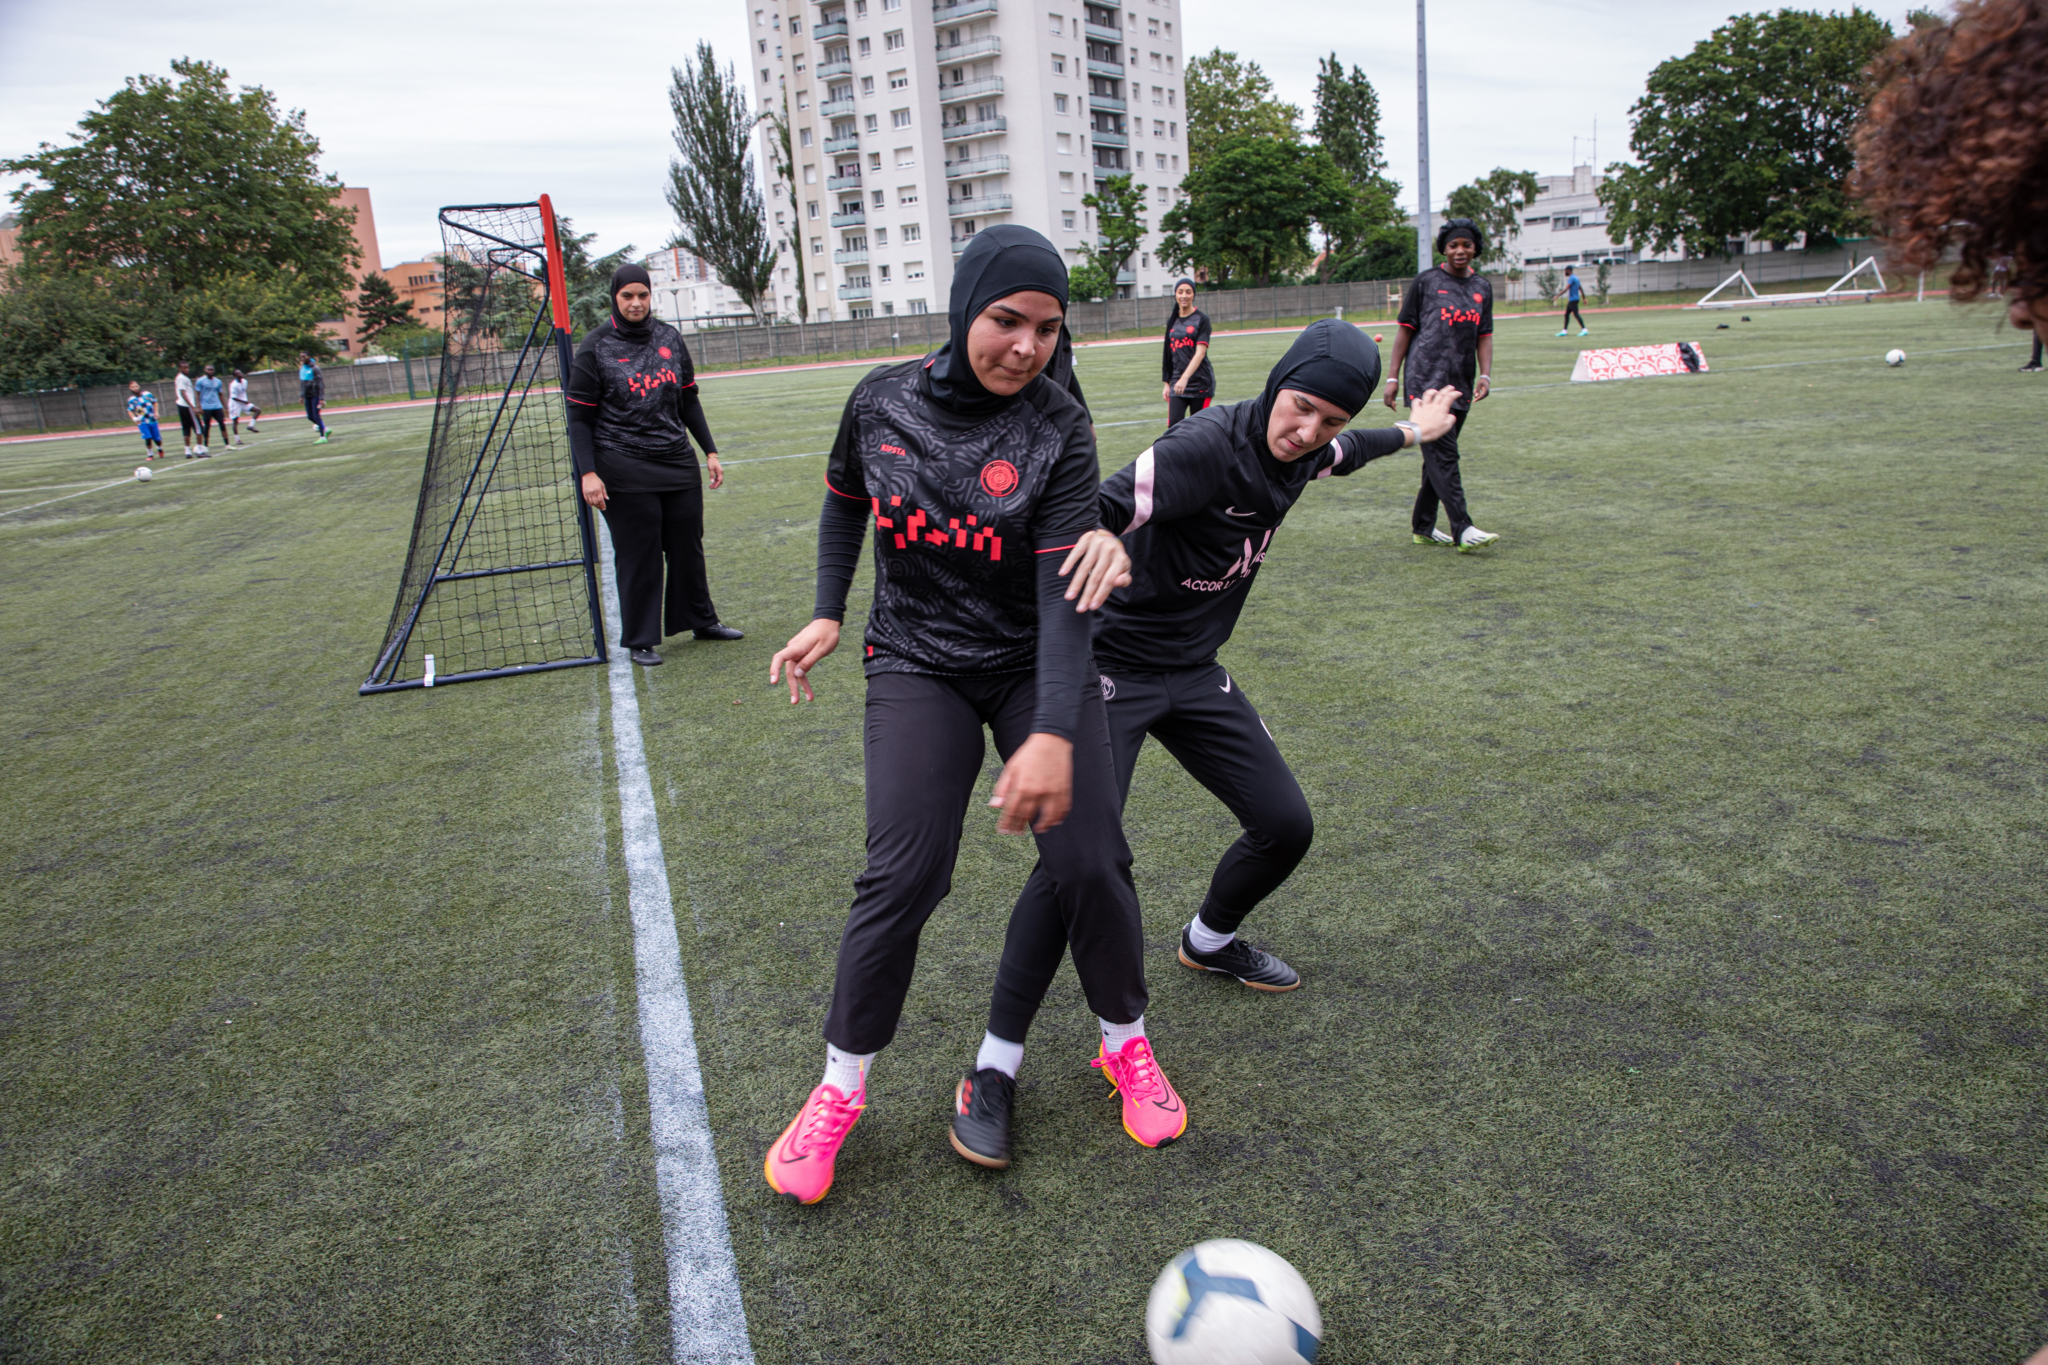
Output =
[{"x1": 565, "y1": 319, "x2": 717, "y2": 493}]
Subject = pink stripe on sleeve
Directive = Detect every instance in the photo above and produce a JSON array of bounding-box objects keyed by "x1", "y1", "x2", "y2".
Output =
[{"x1": 1123, "y1": 447, "x2": 1156, "y2": 534}]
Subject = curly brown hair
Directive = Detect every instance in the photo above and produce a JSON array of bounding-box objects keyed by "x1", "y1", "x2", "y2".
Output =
[{"x1": 1853, "y1": 0, "x2": 2048, "y2": 308}]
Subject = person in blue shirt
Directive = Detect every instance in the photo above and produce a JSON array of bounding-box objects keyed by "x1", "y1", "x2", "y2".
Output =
[
  {"x1": 298, "y1": 352, "x2": 329, "y2": 442},
  {"x1": 193, "y1": 365, "x2": 229, "y2": 451},
  {"x1": 1556, "y1": 265, "x2": 1590, "y2": 337},
  {"x1": 126, "y1": 382, "x2": 164, "y2": 460}
]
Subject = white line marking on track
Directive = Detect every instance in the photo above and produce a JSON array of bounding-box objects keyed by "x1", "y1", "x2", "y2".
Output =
[{"x1": 596, "y1": 520, "x2": 757, "y2": 1365}]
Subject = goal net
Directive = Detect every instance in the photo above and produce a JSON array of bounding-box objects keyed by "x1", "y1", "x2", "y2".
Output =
[{"x1": 360, "y1": 198, "x2": 607, "y2": 694}]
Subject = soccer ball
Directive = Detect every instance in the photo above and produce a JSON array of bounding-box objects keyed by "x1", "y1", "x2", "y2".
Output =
[
  {"x1": 1885, "y1": 349, "x2": 1906, "y2": 366},
  {"x1": 1146, "y1": 1239, "x2": 1322, "y2": 1365},
  {"x1": 1372, "y1": 333, "x2": 1384, "y2": 343},
  {"x1": 134, "y1": 466, "x2": 153, "y2": 481}
]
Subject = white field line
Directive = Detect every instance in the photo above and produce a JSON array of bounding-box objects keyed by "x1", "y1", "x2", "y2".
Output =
[{"x1": 596, "y1": 520, "x2": 757, "y2": 1365}]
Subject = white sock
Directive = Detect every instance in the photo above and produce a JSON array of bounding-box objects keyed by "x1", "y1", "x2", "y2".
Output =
[
  {"x1": 822, "y1": 1044, "x2": 873, "y2": 1096},
  {"x1": 975, "y1": 1031, "x2": 1024, "y2": 1078},
  {"x1": 1187, "y1": 915, "x2": 1235, "y2": 954},
  {"x1": 1100, "y1": 1015, "x2": 1146, "y2": 1052}
]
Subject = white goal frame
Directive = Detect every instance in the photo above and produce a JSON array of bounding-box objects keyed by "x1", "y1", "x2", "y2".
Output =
[{"x1": 1692, "y1": 256, "x2": 1887, "y2": 309}]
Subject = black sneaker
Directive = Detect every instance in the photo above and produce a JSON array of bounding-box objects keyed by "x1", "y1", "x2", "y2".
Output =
[
  {"x1": 2021, "y1": 363, "x2": 2043, "y2": 373},
  {"x1": 693, "y1": 623, "x2": 744, "y2": 641},
  {"x1": 948, "y1": 1068, "x2": 1016, "y2": 1169},
  {"x1": 1177, "y1": 927, "x2": 1301, "y2": 992},
  {"x1": 629, "y1": 647, "x2": 663, "y2": 666}
]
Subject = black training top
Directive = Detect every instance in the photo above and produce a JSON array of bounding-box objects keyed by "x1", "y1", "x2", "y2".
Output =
[
  {"x1": 1162, "y1": 308, "x2": 1215, "y2": 395},
  {"x1": 1396, "y1": 267, "x2": 1493, "y2": 412},
  {"x1": 818, "y1": 358, "x2": 1100, "y2": 680},
  {"x1": 1093, "y1": 400, "x2": 1409, "y2": 671},
  {"x1": 565, "y1": 319, "x2": 717, "y2": 493}
]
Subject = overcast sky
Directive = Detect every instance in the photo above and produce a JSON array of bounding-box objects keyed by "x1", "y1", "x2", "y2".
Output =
[{"x1": 0, "y1": 0, "x2": 1921, "y2": 268}]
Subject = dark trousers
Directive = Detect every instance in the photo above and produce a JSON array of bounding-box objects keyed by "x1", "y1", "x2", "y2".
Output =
[
  {"x1": 987, "y1": 661, "x2": 1311, "y2": 1042},
  {"x1": 1563, "y1": 298, "x2": 1586, "y2": 330},
  {"x1": 302, "y1": 393, "x2": 325, "y2": 432},
  {"x1": 1412, "y1": 408, "x2": 1473, "y2": 541},
  {"x1": 196, "y1": 408, "x2": 228, "y2": 441},
  {"x1": 599, "y1": 485, "x2": 718, "y2": 649},
  {"x1": 2031, "y1": 334, "x2": 2044, "y2": 367},
  {"x1": 1167, "y1": 393, "x2": 1213, "y2": 426},
  {"x1": 826, "y1": 670, "x2": 1148, "y2": 1054},
  {"x1": 177, "y1": 407, "x2": 197, "y2": 442}
]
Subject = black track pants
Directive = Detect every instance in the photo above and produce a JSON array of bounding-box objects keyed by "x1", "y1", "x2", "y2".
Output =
[
  {"x1": 177, "y1": 407, "x2": 197, "y2": 443},
  {"x1": 987, "y1": 662, "x2": 1311, "y2": 1042},
  {"x1": 1167, "y1": 393, "x2": 1213, "y2": 426},
  {"x1": 599, "y1": 484, "x2": 718, "y2": 649},
  {"x1": 302, "y1": 393, "x2": 325, "y2": 433},
  {"x1": 1563, "y1": 299, "x2": 1586, "y2": 330},
  {"x1": 1411, "y1": 408, "x2": 1473, "y2": 541},
  {"x1": 196, "y1": 409, "x2": 228, "y2": 442},
  {"x1": 825, "y1": 669, "x2": 1148, "y2": 1055}
]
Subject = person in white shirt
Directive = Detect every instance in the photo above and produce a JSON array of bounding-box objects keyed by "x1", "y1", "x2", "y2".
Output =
[
  {"x1": 172, "y1": 361, "x2": 205, "y2": 457},
  {"x1": 228, "y1": 370, "x2": 261, "y2": 447}
]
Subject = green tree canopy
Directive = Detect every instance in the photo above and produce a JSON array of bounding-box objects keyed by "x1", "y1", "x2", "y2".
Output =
[
  {"x1": 354, "y1": 272, "x2": 414, "y2": 350},
  {"x1": 1310, "y1": 56, "x2": 1408, "y2": 279},
  {"x1": 1445, "y1": 168, "x2": 1541, "y2": 268},
  {"x1": 1183, "y1": 50, "x2": 1300, "y2": 175},
  {"x1": 552, "y1": 216, "x2": 635, "y2": 337},
  {"x1": 666, "y1": 42, "x2": 775, "y2": 316},
  {"x1": 1082, "y1": 174, "x2": 1148, "y2": 289},
  {"x1": 1159, "y1": 137, "x2": 1351, "y2": 287},
  {"x1": 2, "y1": 59, "x2": 358, "y2": 298},
  {"x1": 1598, "y1": 8, "x2": 1894, "y2": 255},
  {"x1": 758, "y1": 97, "x2": 807, "y2": 321}
]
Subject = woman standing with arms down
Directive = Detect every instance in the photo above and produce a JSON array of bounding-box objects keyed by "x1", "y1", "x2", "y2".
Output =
[
  {"x1": 1162, "y1": 278, "x2": 1216, "y2": 425},
  {"x1": 763, "y1": 225, "x2": 1182, "y2": 1205},
  {"x1": 566, "y1": 264, "x2": 743, "y2": 666}
]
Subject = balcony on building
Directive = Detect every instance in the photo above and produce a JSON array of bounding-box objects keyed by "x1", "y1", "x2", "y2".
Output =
[
  {"x1": 833, "y1": 248, "x2": 869, "y2": 265},
  {"x1": 838, "y1": 283, "x2": 873, "y2": 300},
  {"x1": 813, "y1": 17, "x2": 849, "y2": 38},
  {"x1": 1083, "y1": 20, "x2": 1122, "y2": 42},
  {"x1": 830, "y1": 206, "x2": 867, "y2": 227},
  {"x1": 817, "y1": 58, "x2": 853, "y2": 79},
  {"x1": 944, "y1": 154, "x2": 1010, "y2": 179},
  {"x1": 821, "y1": 97, "x2": 857, "y2": 118},
  {"x1": 938, "y1": 76, "x2": 1004, "y2": 104},
  {"x1": 935, "y1": 34, "x2": 1001, "y2": 59},
  {"x1": 941, "y1": 116, "x2": 1007, "y2": 141},
  {"x1": 1115, "y1": 268, "x2": 1135, "y2": 285},
  {"x1": 951, "y1": 236, "x2": 973, "y2": 253},
  {"x1": 1087, "y1": 55, "x2": 1125, "y2": 77},
  {"x1": 823, "y1": 133, "x2": 860, "y2": 154},
  {"x1": 826, "y1": 170, "x2": 862, "y2": 191},
  {"x1": 1090, "y1": 129, "x2": 1128, "y2": 148},
  {"x1": 1088, "y1": 93, "x2": 1125, "y2": 112},
  {"x1": 949, "y1": 193, "x2": 1012, "y2": 217},
  {"x1": 932, "y1": 0, "x2": 998, "y2": 17}
]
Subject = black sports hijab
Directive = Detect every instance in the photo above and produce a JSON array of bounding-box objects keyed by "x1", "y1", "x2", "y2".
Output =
[
  {"x1": 1258, "y1": 319, "x2": 1382, "y2": 428},
  {"x1": 925, "y1": 224, "x2": 1068, "y2": 417},
  {"x1": 1170, "y1": 277, "x2": 1198, "y2": 320},
  {"x1": 608, "y1": 262, "x2": 655, "y2": 341}
]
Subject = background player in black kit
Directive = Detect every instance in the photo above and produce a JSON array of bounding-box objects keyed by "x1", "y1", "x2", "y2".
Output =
[
  {"x1": 949, "y1": 322, "x2": 1460, "y2": 1167},
  {"x1": 1162, "y1": 278, "x2": 1216, "y2": 426},
  {"x1": 567, "y1": 264, "x2": 743, "y2": 666},
  {"x1": 763, "y1": 225, "x2": 1185, "y2": 1204},
  {"x1": 1383, "y1": 218, "x2": 1501, "y2": 552}
]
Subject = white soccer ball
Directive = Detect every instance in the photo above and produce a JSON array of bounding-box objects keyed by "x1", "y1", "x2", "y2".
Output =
[
  {"x1": 1147, "y1": 1239, "x2": 1322, "y2": 1365},
  {"x1": 134, "y1": 466, "x2": 153, "y2": 481},
  {"x1": 1885, "y1": 348, "x2": 1906, "y2": 366}
]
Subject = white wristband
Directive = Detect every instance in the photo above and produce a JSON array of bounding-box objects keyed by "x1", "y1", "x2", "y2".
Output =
[
  {"x1": 1477, "y1": 374, "x2": 1490, "y2": 382},
  {"x1": 1395, "y1": 421, "x2": 1419, "y2": 446}
]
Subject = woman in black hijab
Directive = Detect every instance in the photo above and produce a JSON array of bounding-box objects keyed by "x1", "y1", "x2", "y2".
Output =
[
  {"x1": 566, "y1": 263, "x2": 742, "y2": 666},
  {"x1": 760, "y1": 224, "x2": 1185, "y2": 1205},
  {"x1": 1161, "y1": 277, "x2": 1216, "y2": 425}
]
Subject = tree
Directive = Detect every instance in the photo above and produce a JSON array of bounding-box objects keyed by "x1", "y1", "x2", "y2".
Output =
[
  {"x1": 665, "y1": 42, "x2": 776, "y2": 317},
  {"x1": 1183, "y1": 50, "x2": 1300, "y2": 175},
  {"x1": 1445, "y1": 168, "x2": 1541, "y2": 268},
  {"x1": 1159, "y1": 137, "x2": 1351, "y2": 287},
  {"x1": 441, "y1": 256, "x2": 541, "y2": 347},
  {"x1": 1067, "y1": 260, "x2": 1115, "y2": 302},
  {"x1": 1329, "y1": 226, "x2": 1416, "y2": 281},
  {"x1": 1081, "y1": 175, "x2": 1147, "y2": 290},
  {"x1": 1598, "y1": 8, "x2": 1895, "y2": 255},
  {"x1": 2, "y1": 60, "x2": 358, "y2": 300},
  {"x1": 551, "y1": 215, "x2": 635, "y2": 337},
  {"x1": 758, "y1": 98, "x2": 807, "y2": 322},
  {"x1": 354, "y1": 272, "x2": 414, "y2": 350},
  {"x1": 1308, "y1": 56, "x2": 1408, "y2": 280},
  {"x1": 0, "y1": 265, "x2": 154, "y2": 390}
]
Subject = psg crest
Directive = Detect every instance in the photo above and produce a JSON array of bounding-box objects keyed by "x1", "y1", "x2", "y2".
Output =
[{"x1": 980, "y1": 458, "x2": 1020, "y2": 498}]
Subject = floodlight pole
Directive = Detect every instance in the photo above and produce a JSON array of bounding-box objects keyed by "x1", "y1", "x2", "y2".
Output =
[{"x1": 1415, "y1": 0, "x2": 1433, "y2": 273}]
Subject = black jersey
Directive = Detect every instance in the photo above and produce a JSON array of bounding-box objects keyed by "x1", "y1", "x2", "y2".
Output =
[
  {"x1": 566, "y1": 319, "x2": 716, "y2": 492},
  {"x1": 1163, "y1": 309, "x2": 1215, "y2": 396},
  {"x1": 825, "y1": 358, "x2": 1100, "y2": 677},
  {"x1": 1396, "y1": 267, "x2": 1493, "y2": 411},
  {"x1": 1093, "y1": 398, "x2": 1407, "y2": 671}
]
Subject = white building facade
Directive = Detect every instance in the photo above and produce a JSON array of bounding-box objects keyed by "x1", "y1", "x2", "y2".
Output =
[
  {"x1": 745, "y1": 0, "x2": 1189, "y2": 321},
  {"x1": 641, "y1": 247, "x2": 756, "y2": 332}
]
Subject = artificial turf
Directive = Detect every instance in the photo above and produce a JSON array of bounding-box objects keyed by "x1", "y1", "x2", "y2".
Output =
[{"x1": 1, "y1": 300, "x2": 2042, "y2": 1364}]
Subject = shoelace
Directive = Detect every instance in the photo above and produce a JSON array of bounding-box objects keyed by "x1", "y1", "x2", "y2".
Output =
[
  {"x1": 1093, "y1": 1040, "x2": 1163, "y2": 1100},
  {"x1": 793, "y1": 1088, "x2": 863, "y2": 1156}
]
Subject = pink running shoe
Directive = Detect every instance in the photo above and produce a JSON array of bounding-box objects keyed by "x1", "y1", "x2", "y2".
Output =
[
  {"x1": 764, "y1": 1082, "x2": 865, "y2": 1204},
  {"x1": 1091, "y1": 1037, "x2": 1187, "y2": 1148}
]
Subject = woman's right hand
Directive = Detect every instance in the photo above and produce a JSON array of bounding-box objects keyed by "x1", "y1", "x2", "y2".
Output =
[
  {"x1": 1383, "y1": 377, "x2": 1401, "y2": 411},
  {"x1": 1161, "y1": 382, "x2": 1172, "y2": 402},
  {"x1": 769, "y1": 619, "x2": 842, "y2": 704},
  {"x1": 1410, "y1": 387, "x2": 1461, "y2": 442},
  {"x1": 580, "y1": 471, "x2": 608, "y2": 511}
]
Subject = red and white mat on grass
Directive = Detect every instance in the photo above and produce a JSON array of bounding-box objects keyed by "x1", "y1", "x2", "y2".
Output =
[{"x1": 1570, "y1": 343, "x2": 1709, "y2": 382}]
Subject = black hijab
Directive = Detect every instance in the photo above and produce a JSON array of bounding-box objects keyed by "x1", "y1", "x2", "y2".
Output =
[
  {"x1": 1168, "y1": 277, "x2": 1199, "y2": 330},
  {"x1": 924, "y1": 224, "x2": 1068, "y2": 417},
  {"x1": 1258, "y1": 319, "x2": 1382, "y2": 432},
  {"x1": 609, "y1": 262, "x2": 655, "y2": 341}
]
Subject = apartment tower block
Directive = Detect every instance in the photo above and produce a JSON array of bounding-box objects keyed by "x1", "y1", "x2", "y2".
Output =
[{"x1": 746, "y1": 0, "x2": 1188, "y2": 321}]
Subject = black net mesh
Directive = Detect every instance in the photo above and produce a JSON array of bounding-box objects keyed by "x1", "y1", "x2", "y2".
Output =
[{"x1": 361, "y1": 202, "x2": 604, "y2": 693}]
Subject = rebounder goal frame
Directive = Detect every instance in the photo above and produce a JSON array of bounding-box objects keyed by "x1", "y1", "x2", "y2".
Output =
[
  {"x1": 360, "y1": 196, "x2": 607, "y2": 694},
  {"x1": 1691, "y1": 256, "x2": 1887, "y2": 310}
]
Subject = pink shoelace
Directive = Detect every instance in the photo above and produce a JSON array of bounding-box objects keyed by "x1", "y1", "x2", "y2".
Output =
[
  {"x1": 1093, "y1": 1038, "x2": 1165, "y2": 1101},
  {"x1": 789, "y1": 1086, "x2": 863, "y2": 1157}
]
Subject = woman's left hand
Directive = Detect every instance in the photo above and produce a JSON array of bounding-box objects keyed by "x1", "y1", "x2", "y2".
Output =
[
  {"x1": 990, "y1": 732, "x2": 1074, "y2": 834},
  {"x1": 1058, "y1": 528, "x2": 1133, "y2": 612},
  {"x1": 706, "y1": 453, "x2": 724, "y2": 489},
  {"x1": 1472, "y1": 376, "x2": 1491, "y2": 403}
]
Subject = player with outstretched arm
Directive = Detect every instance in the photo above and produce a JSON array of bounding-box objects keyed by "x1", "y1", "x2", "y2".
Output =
[
  {"x1": 950, "y1": 321, "x2": 1459, "y2": 1168},
  {"x1": 125, "y1": 382, "x2": 164, "y2": 460},
  {"x1": 1383, "y1": 217, "x2": 1499, "y2": 552},
  {"x1": 764, "y1": 225, "x2": 1184, "y2": 1204}
]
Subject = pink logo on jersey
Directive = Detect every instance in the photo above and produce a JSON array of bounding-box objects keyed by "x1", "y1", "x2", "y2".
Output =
[
  {"x1": 659, "y1": 347, "x2": 672, "y2": 358},
  {"x1": 980, "y1": 459, "x2": 1020, "y2": 498}
]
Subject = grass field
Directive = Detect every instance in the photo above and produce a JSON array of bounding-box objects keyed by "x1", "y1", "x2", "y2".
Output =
[{"x1": 3, "y1": 299, "x2": 2043, "y2": 1365}]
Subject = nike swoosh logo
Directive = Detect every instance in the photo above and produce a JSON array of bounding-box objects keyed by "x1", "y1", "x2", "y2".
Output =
[
  {"x1": 1220, "y1": 675, "x2": 1232, "y2": 693},
  {"x1": 1224, "y1": 507, "x2": 1258, "y2": 517}
]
